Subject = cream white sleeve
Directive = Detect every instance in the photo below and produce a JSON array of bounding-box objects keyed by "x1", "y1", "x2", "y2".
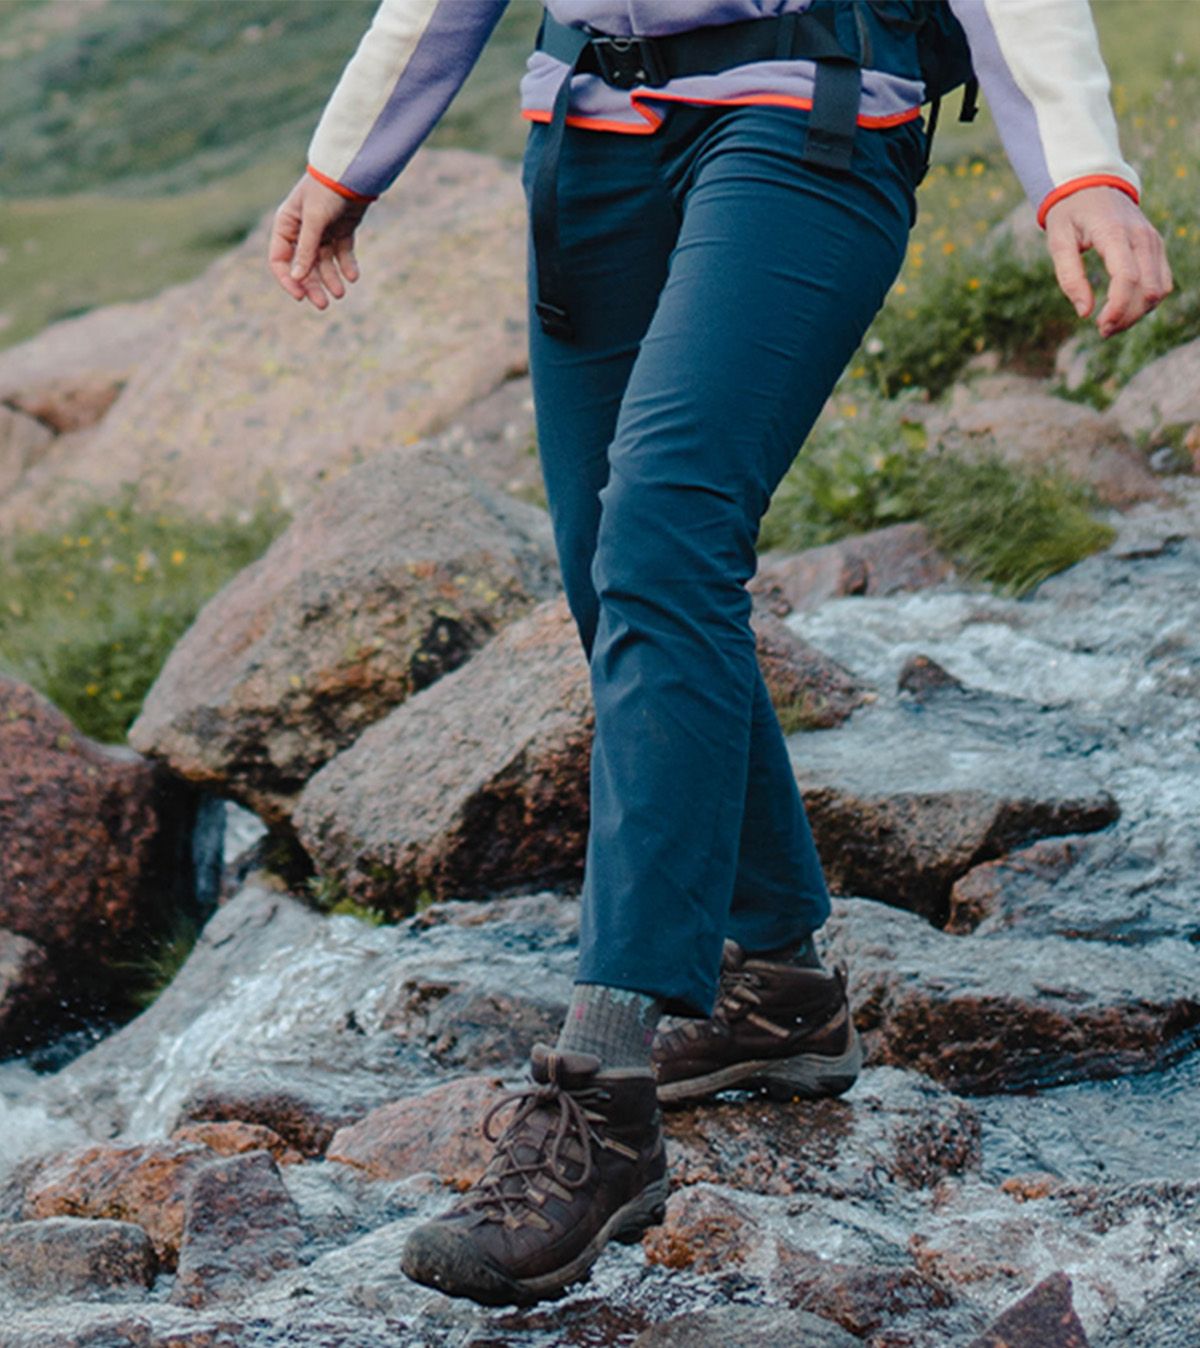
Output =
[
  {"x1": 307, "y1": 0, "x2": 510, "y2": 200},
  {"x1": 947, "y1": 0, "x2": 1140, "y2": 226}
]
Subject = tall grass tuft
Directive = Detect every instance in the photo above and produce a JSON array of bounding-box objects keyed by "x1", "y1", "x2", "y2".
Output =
[
  {"x1": 0, "y1": 482, "x2": 289, "y2": 743},
  {"x1": 760, "y1": 396, "x2": 1115, "y2": 597}
]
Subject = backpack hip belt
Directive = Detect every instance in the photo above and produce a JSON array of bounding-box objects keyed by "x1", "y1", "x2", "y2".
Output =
[{"x1": 531, "y1": 7, "x2": 865, "y2": 341}]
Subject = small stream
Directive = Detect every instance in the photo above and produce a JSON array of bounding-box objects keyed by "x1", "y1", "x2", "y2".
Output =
[{"x1": 2, "y1": 485, "x2": 1198, "y2": 1346}]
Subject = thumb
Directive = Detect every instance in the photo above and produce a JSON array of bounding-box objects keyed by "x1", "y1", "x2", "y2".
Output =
[
  {"x1": 290, "y1": 210, "x2": 325, "y2": 282},
  {"x1": 1046, "y1": 220, "x2": 1093, "y2": 319}
]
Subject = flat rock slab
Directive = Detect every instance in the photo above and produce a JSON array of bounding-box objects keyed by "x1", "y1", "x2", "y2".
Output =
[
  {"x1": 326, "y1": 1074, "x2": 509, "y2": 1187},
  {"x1": 790, "y1": 692, "x2": 1118, "y2": 924},
  {"x1": 0, "y1": 1217, "x2": 157, "y2": 1304},
  {"x1": 128, "y1": 442, "x2": 559, "y2": 828},
  {"x1": 21, "y1": 1141, "x2": 214, "y2": 1269},
  {"x1": 0, "y1": 148, "x2": 528, "y2": 535},
  {"x1": 634, "y1": 1307, "x2": 860, "y2": 1347},
  {"x1": 824, "y1": 897, "x2": 1200, "y2": 1093},
  {"x1": 665, "y1": 1064, "x2": 979, "y2": 1198},
  {"x1": 170, "y1": 1152, "x2": 304, "y2": 1309}
]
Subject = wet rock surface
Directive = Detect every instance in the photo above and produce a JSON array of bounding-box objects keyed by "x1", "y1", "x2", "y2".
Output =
[
  {"x1": 633, "y1": 1307, "x2": 861, "y2": 1347},
  {"x1": 823, "y1": 897, "x2": 1200, "y2": 1092},
  {"x1": 170, "y1": 1152, "x2": 305, "y2": 1309},
  {"x1": 966, "y1": 1271, "x2": 1091, "y2": 1347},
  {"x1": 128, "y1": 443, "x2": 559, "y2": 829},
  {"x1": 2, "y1": 486, "x2": 1198, "y2": 1344},
  {"x1": 0, "y1": 1217, "x2": 157, "y2": 1303},
  {"x1": 21, "y1": 1141, "x2": 214, "y2": 1269}
]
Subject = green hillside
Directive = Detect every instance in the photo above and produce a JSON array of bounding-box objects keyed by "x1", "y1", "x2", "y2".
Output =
[{"x1": 0, "y1": 0, "x2": 1196, "y2": 351}]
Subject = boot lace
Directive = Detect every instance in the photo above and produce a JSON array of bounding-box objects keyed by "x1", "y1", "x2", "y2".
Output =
[{"x1": 460, "y1": 1078, "x2": 606, "y2": 1224}]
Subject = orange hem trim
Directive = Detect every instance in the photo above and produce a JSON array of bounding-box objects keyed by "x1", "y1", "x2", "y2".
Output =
[
  {"x1": 306, "y1": 165, "x2": 378, "y2": 204},
  {"x1": 1037, "y1": 174, "x2": 1139, "y2": 229},
  {"x1": 522, "y1": 107, "x2": 663, "y2": 134},
  {"x1": 522, "y1": 95, "x2": 921, "y2": 134}
]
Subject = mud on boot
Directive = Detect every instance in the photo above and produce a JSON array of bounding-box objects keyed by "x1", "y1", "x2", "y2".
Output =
[{"x1": 401, "y1": 1043, "x2": 668, "y2": 1306}]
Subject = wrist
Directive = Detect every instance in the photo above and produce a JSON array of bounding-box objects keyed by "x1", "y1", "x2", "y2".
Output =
[
  {"x1": 1037, "y1": 175, "x2": 1139, "y2": 230},
  {"x1": 306, "y1": 165, "x2": 377, "y2": 205}
]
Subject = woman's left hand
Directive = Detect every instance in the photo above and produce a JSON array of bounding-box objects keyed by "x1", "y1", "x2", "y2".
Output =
[{"x1": 1044, "y1": 186, "x2": 1173, "y2": 338}]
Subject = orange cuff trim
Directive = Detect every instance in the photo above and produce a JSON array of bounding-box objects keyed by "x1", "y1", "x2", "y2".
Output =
[
  {"x1": 306, "y1": 165, "x2": 378, "y2": 204},
  {"x1": 1036, "y1": 174, "x2": 1139, "y2": 229}
]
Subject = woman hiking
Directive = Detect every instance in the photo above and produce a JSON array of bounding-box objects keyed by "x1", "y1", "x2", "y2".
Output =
[{"x1": 267, "y1": 0, "x2": 1172, "y2": 1309}]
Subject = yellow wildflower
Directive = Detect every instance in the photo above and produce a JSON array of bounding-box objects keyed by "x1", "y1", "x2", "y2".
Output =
[
  {"x1": 171, "y1": 549, "x2": 186, "y2": 565},
  {"x1": 85, "y1": 683, "x2": 100, "y2": 697}
]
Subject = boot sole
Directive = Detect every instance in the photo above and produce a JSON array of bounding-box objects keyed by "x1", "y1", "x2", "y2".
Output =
[
  {"x1": 401, "y1": 1172, "x2": 670, "y2": 1307},
  {"x1": 657, "y1": 1022, "x2": 863, "y2": 1105}
]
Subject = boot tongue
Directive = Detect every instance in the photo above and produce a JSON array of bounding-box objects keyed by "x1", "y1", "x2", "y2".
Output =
[{"x1": 530, "y1": 1042, "x2": 602, "y2": 1088}]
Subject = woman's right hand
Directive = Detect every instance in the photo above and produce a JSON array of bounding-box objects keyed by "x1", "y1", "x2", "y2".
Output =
[{"x1": 268, "y1": 172, "x2": 371, "y2": 310}]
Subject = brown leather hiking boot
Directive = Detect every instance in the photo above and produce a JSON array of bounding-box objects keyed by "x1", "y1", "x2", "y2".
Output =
[
  {"x1": 400, "y1": 1043, "x2": 668, "y2": 1306},
  {"x1": 652, "y1": 939, "x2": 862, "y2": 1105}
]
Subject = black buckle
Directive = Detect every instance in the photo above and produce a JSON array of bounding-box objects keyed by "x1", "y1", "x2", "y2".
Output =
[
  {"x1": 536, "y1": 299, "x2": 574, "y2": 341},
  {"x1": 590, "y1": 34, "x2": 667, "y2": 89}
]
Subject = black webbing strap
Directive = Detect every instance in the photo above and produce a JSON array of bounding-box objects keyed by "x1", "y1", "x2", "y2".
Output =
[{"x1": 531, "y1": 8, "x2": 863, "y2": 340}]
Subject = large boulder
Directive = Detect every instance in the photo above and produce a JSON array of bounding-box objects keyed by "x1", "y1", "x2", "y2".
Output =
[
  {"x1": 294, "y1": 595, "x2": 593, "y2": 914},
  {"x1": 0, "y1": 403, "x2": 54, "y2": 497},
  {"x1": 295, "y1": 595, "x2": 863, "y2": 914},
  {"x1": 1111, "y1": 336, "x2": 1200, "y2": 444},
  {"x1": 0, "y1": 148, "x2": 528, "y2": 536},
  {"x1": 127, "y1": 442, "x2": 560, "y2": 827},
  {"x1": 919, "y1": 375, "x2": 1162, "y2": 507},
  {"x1": 0, "y1": 676, "x2": 200, "y2": 1049},
  {"x1": 824, "y1": 897, "x2": 1200, "y2": 1093}
]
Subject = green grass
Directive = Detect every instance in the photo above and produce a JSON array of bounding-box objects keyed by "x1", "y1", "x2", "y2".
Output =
[
  {"x1": 0, "y1": 481, "x2": 290, "y2": 743},
  {"x1": 304, "y1": 871, "x2": 387, "y2": 926},
  {"x1": 760, "y1": 395, "x2": 1116, "y2": 596},
  {"x1": 110, "y1": 910, "x2": 201, "y2": 1012}
]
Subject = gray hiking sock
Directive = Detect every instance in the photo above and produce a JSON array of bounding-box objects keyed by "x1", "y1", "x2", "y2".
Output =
[
  {"x1": 751, "y1": 932, "x2": 825, "y2": 970},
  {"x1": 555, "y1": 982, "x2": 663, "y2": 1069}
]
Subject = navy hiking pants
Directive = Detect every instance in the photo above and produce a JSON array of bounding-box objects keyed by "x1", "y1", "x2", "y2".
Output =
[{"x1": 523, "y1": 101, "x2": 923, "y2": 1018}]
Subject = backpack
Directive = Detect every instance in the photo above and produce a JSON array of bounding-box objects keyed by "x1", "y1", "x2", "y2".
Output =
[{"x1": 866, "y1": 0, "x2": 980, "y2": 180}]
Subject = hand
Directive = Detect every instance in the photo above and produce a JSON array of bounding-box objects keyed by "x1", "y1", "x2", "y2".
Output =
[
  {"x1": 1044, "y1": 186, "x2": 1173, "y2": 339},
  {"x1": 268, "y1": 173, "x2": 370, "y2": 310}
]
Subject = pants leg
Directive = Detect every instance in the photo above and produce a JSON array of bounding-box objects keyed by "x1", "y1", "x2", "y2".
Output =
[{"x1": 526, "y1": 103, "x2": 920, "y2": 1016}]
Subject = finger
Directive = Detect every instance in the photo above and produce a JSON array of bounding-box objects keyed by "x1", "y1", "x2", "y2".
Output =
[
  {"x1": 333, "y1": 233, "x2": 360, "y2": 285},
  {"x1": 1130, "y1": 227, "x2": 1167, "y2": 316},
  {"x1": 1093, "y1": 228, "x2": 1142, "y2": 335},
  {"x1": 316, "y1": 246, "x2": 346, "y2": 302},
  {"x1": 1046, "y1": 223, "x2": 1093, "y2": 318},
  {"x1": 298, "y1": 269, "x2": 331, "y2": 312},
  {"x1": 290, "y1": 209, "x2": 328, "y2": 285},
  {"x1": 267, "y1": 208, "x2": 307, "y2": 301}
]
